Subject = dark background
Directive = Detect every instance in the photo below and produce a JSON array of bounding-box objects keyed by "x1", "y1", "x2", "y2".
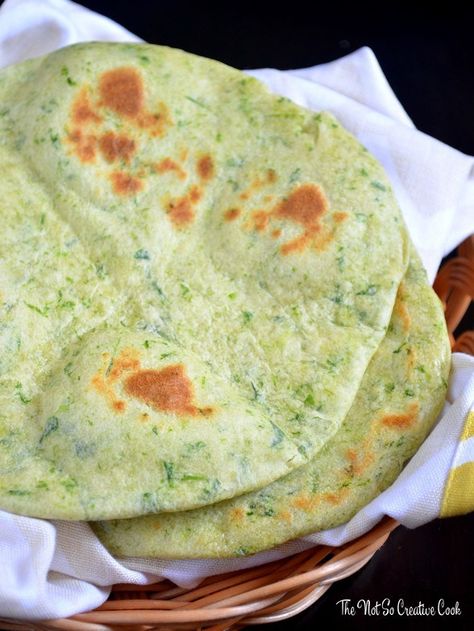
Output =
[
  {"x1": 78, "y1": 2, "x2": 473, "y2": 629},
  {"x1": 16, "y1": 1, "x2": 474, "y2": 628}
]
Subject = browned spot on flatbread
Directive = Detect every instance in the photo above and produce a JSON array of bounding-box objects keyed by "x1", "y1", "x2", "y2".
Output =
[
  {"x1": 189, "y1": 186, "x2": 202, "y2": 203},
  {"x1": 124, "y1": 364, "x2": 213, "y2": 417},
  {"x1": 322, "y1": 488, "x2": 350, "y2": 505},
  {"x1": 91, "y1": 373, "x2": 123, "y2": 412},
  {"x1": 242, "y1": 176, "x2": 265, "y2": 199},
  {"x1": 238, "y1": 171, "x2": 275, "y2": 201},
  {"x1": 346, "y1": 448, "x2": 374, "y2": 476},
  {"x1": 98, "y1": 67, "x2": 171, "y2": 137},
  {"x1": 167, "y1": 197, "x2": 194, "y2": 227},
  {"x1": 99, "y1": 67, "x2": 144, "y2": 118},
  {"x1": 166, "y1": 186, "x2": 202, "y2": 228},
  {"x1": 381, "y1": 402, "x2": 420, "y2": 430},
  {"x1": 346, "y1": 449, "x2": 358, "y2": 466},
  {"x1": 406, "y1": 347, "x2": 417, "y2": 372},
  {"x1": 394, "y1": 283, "x2": 411, "y2": 332},
  {"x1": 334, "y1": 211, "x2": 348, "y2": 223},
  {"x1": 67, "y1": 88, "x2": 100, "y2": 165},
  {"x1": 309, "y1": 226, "x2": 338, "y2": 252},
  {"x1": 197, "y1": 155, "x2": 214, "y2": 181},
  {"x1": 251, "y1": 176, "x2": 264, "y2": 189},
  {"x1": 68, "y1": 129, "x2": 97, "y2": 163},
  {"x1": 99, "y1": 132, "x2": 136, "y2": 163},
  {"x1": 274, "y1": 184, "x2": 327, "y2": 230},
  {"x1": 66, "y1": 68, "x2": 171, "y2": 198},
  {"x1": 230, "y1": 507, "x2": 245, "y2": 522},
  {"x1": 271, "y1": 228, "x2": 282, "y2": 239},
  {"x1": 224, "y1": 208, "x2": 241, "y2": 221},
  {"x1": 90, "y1": 348, "x2": 212, "y2": 419},
  {"x1": 137, "y1": 102, "x2": 171, "y2": 137},
  {"x1": 248, "y1": 184, "x2": 330, "y2": 255},
  {"x1": 90, "y1": 348, "x2": 142, "y2": 413},
  {"x1": 280, "y1": 234, "x2": 312, "y2": 255},
  {"x1": 292, "y1": 487, "x2": 349, "y2": 512},
  {"x1": 72, "y1": 87, "x2": 102, "y2": 125},
  {"x1": 110, "y1": 171, "x2": 143, "y2": 196},
  {"x1": 155, "y1": 158, "x2": 187, "y2": 180},
  {"x1": 279, "y1": 510, "x2": 293, "y2": 523},
  {"x1": 292, "y1": 494, "x2": 320, "y2": 512},
  {"x1": 108, "y1": 348, "x2": 141, "y2": 382},
  {"x1": 90, "y1": 373, "x2": 110, "y2": 397},
  {"x1": 252, "y1": 210, "x2": 270, "y2": 232},
  {"x1": 267, "y1": 168, "x2": 277, "y2": 183}
]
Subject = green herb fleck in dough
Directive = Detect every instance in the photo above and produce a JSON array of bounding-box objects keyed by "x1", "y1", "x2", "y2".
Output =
[
  {"x1": 141, "y1": 492, "x2": 159, "y2": 512},
  {"x1": 49, "y1": 130, "x2": 60, "y2": 146},
  {"x1": 181, "y1": 474, "x2": 207, "y2": 481},
  {"x1": 25, "y1": 302, "x2": 49, "y2": 317},
  {"x1": 270, "y1": 422, "x2": 285, "y2": 447},
  {"x1": 60, "y1": 65, "x2": 77, "y2": 86},
  {"x1": 186, "y1": 441, "x2": 206, "y2": 452},
  {"x1": 14, "y1": 382, "x2": 31, "y2": 404},
  {"x1": 180, "y1": 282, "x2": 191, "y2": 299},
  {"x1": 39, "y1": 416, "x2": 59, "y2": 444},
  {"x1": 289, "y1": 168, "x2": 302, "y2": 184},
  {"x1": 164, "y1": 461, "x2": 175, "y2": 486},
  {"x1": 357, "y1": 285, "x2": 378, "y2": 296},
  {"x1": 134, "y1": 249, "x2": 150, "y2": 260},
  {"x1": 151, "y1": 281, "x2": 165, "y2": 298},
  {"x1": 304, "y1": 393, "x2": 316, "y2": 407},
  {"x1": 185, "y1": 95, "x2": 211, "y2": 110},
  {"x1": 61, "y1": 477, "x2": 78, "y2": 492}
]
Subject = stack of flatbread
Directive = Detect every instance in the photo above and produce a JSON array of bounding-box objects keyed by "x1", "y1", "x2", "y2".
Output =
[{"x1": 0, "y1": 42, "x2": 450, "y2": 558}]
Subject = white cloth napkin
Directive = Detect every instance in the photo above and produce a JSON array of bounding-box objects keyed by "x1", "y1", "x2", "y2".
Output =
[{"x1": 0, "y1": 0, "x2": 473, "y2": 621}]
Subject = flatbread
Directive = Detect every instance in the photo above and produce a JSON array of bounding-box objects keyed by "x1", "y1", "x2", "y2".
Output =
[
  {"x1": 0, "y1": 43, "x2": 407, "y2": 519},
  {"x1": 92, "y1": 250, "x2": 450, "y2": 557}
]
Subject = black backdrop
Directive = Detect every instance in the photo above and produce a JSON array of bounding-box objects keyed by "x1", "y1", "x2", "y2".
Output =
[{"x1": 19, "y1": 1, "x2": 474, "y2": 628}]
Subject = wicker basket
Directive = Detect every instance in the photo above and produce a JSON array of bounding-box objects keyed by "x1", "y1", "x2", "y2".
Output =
[{"x1": 3, "y1": 236, "x2": 474, "y2": 631}]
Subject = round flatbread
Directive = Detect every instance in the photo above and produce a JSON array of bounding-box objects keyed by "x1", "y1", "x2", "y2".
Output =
[
  {"x1": 92, "y1": 250, "x2": 450, "y2": 557},
  {"x1": 0, "y1": 43, "x2": 407, "y2": 519}
]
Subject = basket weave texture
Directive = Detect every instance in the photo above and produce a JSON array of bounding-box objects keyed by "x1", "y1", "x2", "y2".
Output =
[{"x1": 2, "y1": 236, "x2": 474, "y2": 631}]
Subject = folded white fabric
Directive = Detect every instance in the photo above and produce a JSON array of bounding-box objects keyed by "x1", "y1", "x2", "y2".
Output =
[{"x1": 0, "y1": 0, "x2": 473, "y2": 621}]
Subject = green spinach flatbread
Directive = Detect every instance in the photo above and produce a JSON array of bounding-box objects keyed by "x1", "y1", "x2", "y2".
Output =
[
  {"x1": 0, "y1": 43, "x2": 407, "y2": 519},
  {"x1": 92, "y1": 251, "x2": 450, "y2": 557}
]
